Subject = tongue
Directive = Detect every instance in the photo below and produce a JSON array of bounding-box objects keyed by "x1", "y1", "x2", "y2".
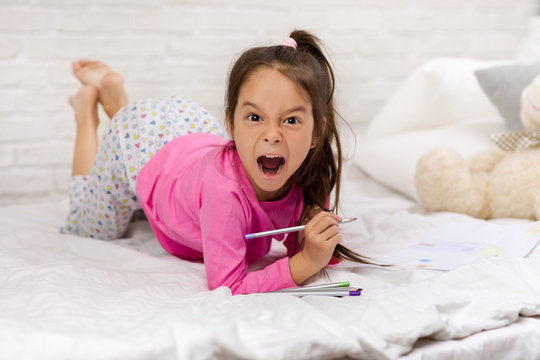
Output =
[{"x1": 260, "y1": 157, "x2": 281, "y2": 170}]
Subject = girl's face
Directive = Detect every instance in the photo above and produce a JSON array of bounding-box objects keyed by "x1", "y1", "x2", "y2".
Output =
[{"x1": 227, "y1": 67, "x2": 316, "y2": 201}]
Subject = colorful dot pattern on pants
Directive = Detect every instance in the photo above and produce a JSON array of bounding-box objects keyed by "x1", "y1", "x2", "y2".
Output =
[{"x1": 61, "y1": 96, "x2": 226, "y2": 240}]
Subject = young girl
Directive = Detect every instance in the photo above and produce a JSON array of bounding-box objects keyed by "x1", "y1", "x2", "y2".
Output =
[{"x1": 62, "y1": 30, "x2": 368, "y2": 295}]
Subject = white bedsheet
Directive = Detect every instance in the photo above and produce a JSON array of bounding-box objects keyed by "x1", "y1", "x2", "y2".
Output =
[{"x1": 1, "y1": 163, "x2": 540, "y2": 360}]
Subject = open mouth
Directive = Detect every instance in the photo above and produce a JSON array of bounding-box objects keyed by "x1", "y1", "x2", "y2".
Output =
[{"x1": 257, "y1": 155, "x2": 285, "y2": 175}]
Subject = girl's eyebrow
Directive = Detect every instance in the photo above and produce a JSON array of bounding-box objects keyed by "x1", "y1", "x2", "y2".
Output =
[
  {"x1": 285, "y1": 106, "x2": 308, "y2": 114},
  {"x1": 240, "y1": 101, "x2": 259, "y2": 109},
  {"x1": 240, "y1": 101, "x2": 308, "y2": 114}
]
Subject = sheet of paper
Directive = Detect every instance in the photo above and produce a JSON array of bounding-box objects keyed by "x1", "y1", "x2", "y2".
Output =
[{"x1": 383, "y1": 221, "x2": 540, "y2": 270}]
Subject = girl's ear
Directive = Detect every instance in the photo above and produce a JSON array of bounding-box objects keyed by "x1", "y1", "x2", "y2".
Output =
[
  {"x1": 225, "y1": 108, "x2": 233, "y2": 139},
  {"x1": 311, "y1": 116, "x2": 326, "y2": 148}
]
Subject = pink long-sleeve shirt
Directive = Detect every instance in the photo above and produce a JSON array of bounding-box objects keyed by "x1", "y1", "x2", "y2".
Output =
[{"x1": 135, "y1": 133, "x2": 303, "y2": 294}]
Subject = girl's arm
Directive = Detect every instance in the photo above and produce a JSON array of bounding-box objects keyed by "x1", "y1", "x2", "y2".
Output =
[
  {"x1": 288, "y1": 211, "x2": 342, "y2": 285},
  {"x1": 201, "y1": 196, "x2": 299, "y2": 294}
]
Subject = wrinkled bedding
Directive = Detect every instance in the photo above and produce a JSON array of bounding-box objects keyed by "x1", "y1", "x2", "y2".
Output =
[{"x1": 1, "y1": 163, "x2": 540, "y2": 360}]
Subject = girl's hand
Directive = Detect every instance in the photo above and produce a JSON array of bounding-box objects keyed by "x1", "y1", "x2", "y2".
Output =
[
  {"x1": 302, "y1": 211, "x2": 342, "y2": 270},
  {"x1": 288, "y1": 211, "x2": 342, "y2": 285}
]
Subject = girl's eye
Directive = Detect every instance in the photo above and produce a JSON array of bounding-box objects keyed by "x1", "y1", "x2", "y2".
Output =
[
  {"x1": 248, "y1": 114, "x2": 261, "y2": 122},
  {"x1": 284, "y1": 117, "x2": 298, "y2": 125}
]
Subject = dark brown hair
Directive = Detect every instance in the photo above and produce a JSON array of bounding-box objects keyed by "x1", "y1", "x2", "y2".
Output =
[{"x1": 226, "y1": 30, "x2": 371, "y2": 265}]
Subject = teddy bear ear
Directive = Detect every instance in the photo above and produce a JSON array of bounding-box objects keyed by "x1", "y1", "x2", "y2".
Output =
[{"x1": 521, "y1": 75, "x2": 540, "y2": 129}]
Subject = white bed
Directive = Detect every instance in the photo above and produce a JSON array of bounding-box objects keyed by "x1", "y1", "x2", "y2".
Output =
[
  {"x1": 3, "y1": 56, "x2": 540, "y2": 359},
  {"x1": 2, "y1": 165, "x2": 540, "y2": 359}
]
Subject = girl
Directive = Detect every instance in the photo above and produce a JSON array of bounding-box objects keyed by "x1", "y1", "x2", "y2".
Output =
[{"x1": 62, "y1": 30, "x2": 368, "y2": 295}]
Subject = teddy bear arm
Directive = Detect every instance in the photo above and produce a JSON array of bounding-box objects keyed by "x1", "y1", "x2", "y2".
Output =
[
  {"x1": 467, "y1": 148, "x2": 506, "y2": 172},
  {"x1": 415, "y1": 148, "x2": 490, "y2": 219}
]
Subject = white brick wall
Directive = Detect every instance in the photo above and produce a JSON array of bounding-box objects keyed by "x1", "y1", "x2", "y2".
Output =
[{"x1": 0, "y1": 0, "x2": 538, "y2": 204}]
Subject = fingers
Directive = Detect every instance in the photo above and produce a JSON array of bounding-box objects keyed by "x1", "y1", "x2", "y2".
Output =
[
  {"x1": 301, "y1": 212, "x2": 342, "y2": 270},
  {"x1": 320, "y1": 225, "x2": 342, "y2": 245},
  {"x1": 307, "y1": 211, "x2": 340, "y2": 231},
  {"x1": 304, "y1": 211, "x2": 342, "y2": 245}
]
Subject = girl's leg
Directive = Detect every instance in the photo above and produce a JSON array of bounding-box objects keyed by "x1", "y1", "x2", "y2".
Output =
[
  {"x1": 69, "y1": 85, "x2": 100, "y2": 176},
  {"x1": 62, "y1": 64, "x2": 138, "y2": 240},
  {"x1": 62, "y1": 99, "x2": 141, "y2": 240},
  {"x1": 72, "y1": 60, "x2": 129, "y2": 119}
]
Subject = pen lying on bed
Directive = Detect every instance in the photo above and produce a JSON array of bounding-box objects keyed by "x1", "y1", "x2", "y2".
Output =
[
  {"x1": 277, "y1": 281, "x2": 351, "y2": 291},
  {"x1": 245, "y1": 217, "x2": 357, "y2": 239},
  {"x1": 269, "y1": 289, "x2": 362, "y2": 297},
  {"x1": 261, "y1": 281, "x2": 362, "y2": 297}
]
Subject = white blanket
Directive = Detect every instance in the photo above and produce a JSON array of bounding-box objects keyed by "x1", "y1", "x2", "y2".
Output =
[{"x1": 2, "y1": 163, "x2": 540, "y2": 360}]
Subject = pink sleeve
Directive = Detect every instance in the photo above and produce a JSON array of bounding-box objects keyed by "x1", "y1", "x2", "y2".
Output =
[{"x1": 200, "y1": 193, "x2": 297, "y2": 295}]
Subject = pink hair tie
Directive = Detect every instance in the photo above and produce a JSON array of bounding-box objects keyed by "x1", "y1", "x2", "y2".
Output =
[{"x1": 281, "y1": 37, "x2": 297, "y2": 50}]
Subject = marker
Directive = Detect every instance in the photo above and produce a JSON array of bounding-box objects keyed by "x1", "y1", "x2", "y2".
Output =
[
  {"x1": 245, "y1": 217, "x2": 357, "y2": 239},
  {"x1": 266, "y1": 289, "x2": 362, "y2": 297},
  {"x1": 276, "y1": 281, "x2": 351, "y2": 292}
]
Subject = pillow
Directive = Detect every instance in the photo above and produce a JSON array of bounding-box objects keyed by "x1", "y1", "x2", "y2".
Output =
[
  {"x1": 474, "y1": 62, "x2": 540, "y2": 130},
  {"x1": 354, "y1": 58, "x2": 507, "y2": 201},
  {"x1": 362, "y1": 58, "x2": 504, "y2": 139},
  {"x1": 354, "y1": 120, "x2": 505, "y2": 202},
  {"x1": 516, "y1": 16, "x2": 540, "y2": 62}
]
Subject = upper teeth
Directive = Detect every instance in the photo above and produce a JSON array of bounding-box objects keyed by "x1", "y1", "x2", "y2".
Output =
[{"x1": 264, "y1": 155, "x2": 280, "y2": 158}]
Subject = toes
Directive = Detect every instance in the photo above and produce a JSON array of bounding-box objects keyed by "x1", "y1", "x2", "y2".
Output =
[
  {"x1": 72, "y1": 61, "x2": 81, "y2": 72},
  {"x1": 72, "y1": 59, "x2": 101, "y2": 74},
  {"x1": 78, "y1": 59, "x2": 98, "y2": 66},
  {"x1": 71, "y1": 59, "x2": 112, "y2": 88}
]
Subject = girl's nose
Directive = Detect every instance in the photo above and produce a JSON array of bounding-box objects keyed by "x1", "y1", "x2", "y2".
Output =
[{"x1": 263, "y1": 124, "x2": 282, "y2": 144}]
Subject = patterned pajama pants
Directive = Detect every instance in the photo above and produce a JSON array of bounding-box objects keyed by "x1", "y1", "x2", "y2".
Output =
[{"x1": 61, "y1": 96, "x2": 226, "y2": 240}]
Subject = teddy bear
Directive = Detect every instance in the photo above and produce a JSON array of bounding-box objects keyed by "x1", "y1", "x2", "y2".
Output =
[{"x1": 414, "y1": 74, "x2": 540, "y2": 220}]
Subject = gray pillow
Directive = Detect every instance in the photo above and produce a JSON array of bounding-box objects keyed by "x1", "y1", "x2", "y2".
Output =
[{"x1": 474, "y1": 62, "x2": 540, "y2": 130}]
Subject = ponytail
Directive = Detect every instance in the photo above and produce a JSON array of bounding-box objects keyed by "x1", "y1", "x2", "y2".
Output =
[{"x1": 288, "y1": 30, "x2": 372, "y2": 265}]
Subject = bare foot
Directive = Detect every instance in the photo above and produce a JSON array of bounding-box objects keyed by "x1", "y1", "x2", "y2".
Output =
[
  {"x1": 69, "y1": 85, "x2": 100, "y2": 129},
  {"x1": 72, "y1": 59, "x2": 129, "y2": 119}
]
